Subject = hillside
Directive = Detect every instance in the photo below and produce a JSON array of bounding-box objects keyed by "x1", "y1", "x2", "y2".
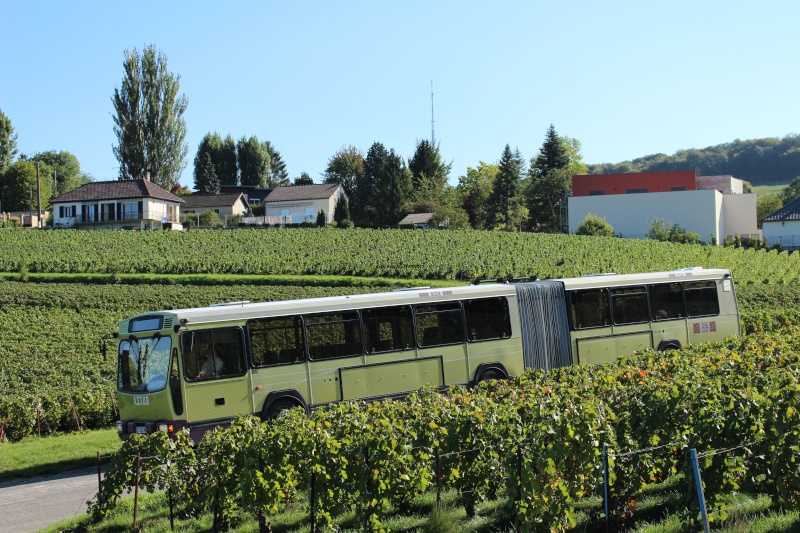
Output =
[{"x1": 587, "y1": 134, "x2": 800, "y2": 186}]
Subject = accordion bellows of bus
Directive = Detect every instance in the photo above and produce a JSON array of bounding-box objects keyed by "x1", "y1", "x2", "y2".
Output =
[{"x1": 114, "y1": 267, "x2": 740, "y2": 441}]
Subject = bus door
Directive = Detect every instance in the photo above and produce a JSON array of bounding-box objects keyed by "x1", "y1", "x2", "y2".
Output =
[
  {"x1": 570, "y1": 288, "x2": 617, "y2": 365},
  {"x1": 414, "y1": 302, "x2": 463, "y2": 386},
  {"x1": 608, "y1": 286, "x2": 654, "y2": 356},
  {"x1": 305, "y1": 312, "x2": 364, "y2": 404},
  {"x1": 181, "y1": 328, "x2": 252, "y2": 427}
]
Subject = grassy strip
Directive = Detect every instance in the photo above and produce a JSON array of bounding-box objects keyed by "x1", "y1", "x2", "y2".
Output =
[
  {"x1": 0, "y1": 271, "x2": 467, "y2": 288},
  {"x1": 0, "y1": 429, "x2": 121, "y2": 481},
  {"x1": 40, "y1": 484, "x2": 800, "y2": 532}
]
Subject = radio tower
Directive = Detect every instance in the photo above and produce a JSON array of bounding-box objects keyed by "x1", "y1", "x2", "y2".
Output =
[{"x1": 430, "y1": 79, "x2": 435, "y2": 145}]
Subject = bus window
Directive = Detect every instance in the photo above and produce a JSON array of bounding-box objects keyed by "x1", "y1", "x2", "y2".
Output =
[
  {"x1": 363, "y1": 306, "x2": 414, "y2": 354},
  {"x1": 465, "y1": 297, "x2": 511, "y2": 341},
  {"x1": 571, "y1": 289, "x2": 610, "y2": 329},
  {"x1": 611, "y1": 286, "x2": 649, "y2": 325},
  {"x1": 649, "y1": 283, "x2": 684, "y2": 320},
  {"x1": 249, "y1": 316, "x2": 305, "y2": 366},
  {"x1": 416, "y1": 302, "x2": 464, "y2": 347},
  {"x1": 685, "y1": 281, "x2": 719, "y2": 317},
  {"x1": 306, "y1": 312, "x2": 362, "y2": 360},
  {"x1": 183, "y1": 328, "x2": 245, "y2": 381}
]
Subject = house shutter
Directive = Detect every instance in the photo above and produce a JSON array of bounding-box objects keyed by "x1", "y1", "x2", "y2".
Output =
[
  {"x1": 138, "y1": 201, "x2": 143, "y2": 219},
  {"x1": 81, "y1": 205, "x2": 87, "y2": 221},
  {"x1": 59, "y1": 206, "x2": 64, "y2": 218}
]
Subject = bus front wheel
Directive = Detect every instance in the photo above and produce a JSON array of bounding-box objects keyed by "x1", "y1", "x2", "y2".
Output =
[{"x1": 263, "y1": 399, "x2": 301, "y2": 421}]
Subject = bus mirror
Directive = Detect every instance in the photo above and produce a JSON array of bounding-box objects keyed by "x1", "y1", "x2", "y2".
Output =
[{"x1": 182, "y1": 332, "x2": 194, "y2": 354}]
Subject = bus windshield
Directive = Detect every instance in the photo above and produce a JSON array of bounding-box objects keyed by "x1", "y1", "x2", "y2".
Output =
[{"x1": 118, "y1": 335, "x2": 172, "y2": 393}]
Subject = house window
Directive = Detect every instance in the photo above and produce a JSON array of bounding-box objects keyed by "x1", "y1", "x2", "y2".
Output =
[
  {"x1": 304, "y1": 208, "x2": 315, "y2": 222},
  {"x1": 250, "y1": 199, "x2": 261, "y2": 206},
  {"x1": 670, "y1": 186, "x2": 686, "y2": 191},
  {"x1": 626, "y1": 188, "x2": 647, "y2": 194},
  {"x1": 588, "y1": 190, "x2": 604, "y2": 196},
  {"x1": 280, "y1": 209, "x2": 290, "y2": 223},
  {"x1": 122, "y1": 203, "x2": 138, "y2": 220}
]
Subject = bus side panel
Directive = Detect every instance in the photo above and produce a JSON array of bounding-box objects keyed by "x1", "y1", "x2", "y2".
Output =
[
  {"x1": 573, "y1": 330, "x2": 651, "y2": 365},
  {"x1": 308, "y1": 356, "x2": 362, "y2": 404},
  {"x1": 250, "y1": 363, "x2": 312, "y2": 414},
  {"x1": 184, "y1": 376, "x2": 251, "y2": 424},
  {"x1": 465, "y1": 338, "x2": 525, "y2": 380},
  {"x1": 340, "y1": 356, "x2": 444, "y2": 400},
  {"x1": 417, "y1": 344, "x2": 468, "y2": 384},
  {"x1": 650, "y1": 319, "x2": 689, "y2": 349}
]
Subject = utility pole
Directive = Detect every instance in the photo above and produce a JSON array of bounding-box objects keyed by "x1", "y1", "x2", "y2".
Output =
[
  {"x1": 53, "y1": 170, "x2": 57, "y2": 228},
  {"x1": 36, "y1": 161, "x2": 42, "y2": 228},
  {"x1": 430, "y1": 80, "x2": 435, "y2": 145}
]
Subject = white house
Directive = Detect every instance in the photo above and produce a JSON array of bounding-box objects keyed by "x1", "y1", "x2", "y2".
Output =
[
  {"x1": 568, "y1": 173, "x2": 759, "y2": 244},
  {"x1": 182, "y1": 193, "x2": 250, "y2": 217},
  {"x1": 762, "y1": 197, "x2": 800, "y2": 250},
  {"x1": 262, "y1": 183, "x2": 346, "y2": 225},
  {"x1": 51, "y1": 179, "x2": 184, "y2": 230}
]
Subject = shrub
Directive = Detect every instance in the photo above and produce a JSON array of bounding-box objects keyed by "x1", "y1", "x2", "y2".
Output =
[
  {"x1": 575, "y1": 213, "x2": 614, "y2": 237},
  {"x1": 648, "y1": 218, "x2": 699, "y2": 244}
]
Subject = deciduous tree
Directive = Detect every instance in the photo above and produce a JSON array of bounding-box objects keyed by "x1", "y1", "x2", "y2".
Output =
[
  {"x1": 25, "y1": 151, "x2": 90, "y2": 196},
  {"x1": 781, "y1": 176, "x2": 800, "y2": 205},
  {"x1": 323, "y1": 145, "x2": 364, "y2": 201},
  {"x1": 0, "y1": 160, "x2": 53, "y2": 211},
  {"x1": 0, "y1": 108, "x2": 19, "y2": 175},
  {"x1": 111, "y1": 45, "x2": 188, "y2": 189},
  {"x1": 294, "y1": 172, "x2": 313, "y2": 185},
  {"x1": 456, "y1": 162, "x2": 499, "y2": 230},
  {"x1": 237, "y1": 136, "x2": 270, "y2": 187}
]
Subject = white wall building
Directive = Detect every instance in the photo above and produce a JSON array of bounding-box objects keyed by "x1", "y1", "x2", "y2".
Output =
[{"x1": 762, "y1": 197, "x2": 800, "y2": 250}]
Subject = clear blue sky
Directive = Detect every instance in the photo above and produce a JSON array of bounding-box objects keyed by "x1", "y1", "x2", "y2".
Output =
[{"x1": 2, "y1": 1, "x2": 798, "y2": 189}]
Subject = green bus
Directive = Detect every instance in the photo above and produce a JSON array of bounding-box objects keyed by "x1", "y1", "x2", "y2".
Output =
[{"x1": 115, "y1": 267, "x2": 740, "y2": 441}]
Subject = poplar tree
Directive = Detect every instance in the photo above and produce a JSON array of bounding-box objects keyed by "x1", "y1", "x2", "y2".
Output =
[
  {"x1": 111, "y1": 45, "x2": 188, "y2": 189},
  {"x1": 0, "y1": 108, "x2": 18, "y2": 175}
]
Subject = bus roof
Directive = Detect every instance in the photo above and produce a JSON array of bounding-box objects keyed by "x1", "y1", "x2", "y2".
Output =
[{"x1": 121, "y1": 267, "x2": 732, "y2": 331}]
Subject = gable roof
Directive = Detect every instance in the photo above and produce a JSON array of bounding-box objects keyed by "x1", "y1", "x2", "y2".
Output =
[
  {"x1": 52, "y1": 179, "x2": 184, "y2": 204},
  {"x1": 182, "y1": 193, "x2": 249, "y2": 209},
  {"x1": 265, "y1": 183, "x2": 342, "y2": 203},
  {"x1": 398, "y1": 213, "x2": 435, "y2": 225},
  {"x1": 763, "y1": 197, "x2": 800, "y2": 222}
]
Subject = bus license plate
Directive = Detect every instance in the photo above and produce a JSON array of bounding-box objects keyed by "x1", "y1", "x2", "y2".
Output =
[{"x1": 135, "y1": 426, "x2": 147, "y2": 434}]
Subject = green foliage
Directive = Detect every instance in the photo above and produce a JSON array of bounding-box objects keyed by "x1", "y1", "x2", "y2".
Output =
[
  {"x1": 409, "y1": 139, "x2": 451, "y2": 193},
  {"x1": 198, "y1": 210, "x2": 220, "y2": 228},
  {"x1": 193, "y1": 151, "x2": 219, "y2": 194},
  {"x1": 263, "y1": 140, "x2": 289, "y2": 187},
  {"x1": 456, "y1": 162, "x2": 499, "y2": 230},
  {"x1": 781, "y1": 175, "x2": 800, "y2": 205},
  {"x1": 89, "y1": 328, "x2": 800, "y2": 530},
  {"x1": 587, "y1": 135, "x2": 800, "y2": 186},
  {"x1": 25, "y1": 150, "x2": 91, "y2": 197},
  {"x1": 237, "y1": 135, "x2": 270, "y2": 187},
  {"x1": 575, "y1": 213, "x2": 614, "y2": 237},
  {"x1": 357, "y1": 143, "x2": 413, "y2": 226},
  {"x1": 488, "y1": 145, "x2": 525, "y2": 230},
  {"x1": 294, "y1": 172, "x2": 313, "y2": 185},
  {"x1": 333, "y1": 192, "x2": 350, "y2": 224},
  {"x1": 0, "y1": 108, "x2": 19, "y2": 175},
  {"x1": 647, "y1": 218, "x2": 700, "y2": 244},
  {"x1": 323, "y1": 145, "x2": 363, "y2": 201},
  {"x1": 111, "y1": 44, "x2": 188, "y2": 189},
  {"x1": 757, "y1": 193, "x2": 783, "y2": 229},
  {"x1": 316, "y1": 209, "x2": 326, "y2": 227},
  {"x1": 0, "y1": 159, "x2": 54, "y2": 211}
]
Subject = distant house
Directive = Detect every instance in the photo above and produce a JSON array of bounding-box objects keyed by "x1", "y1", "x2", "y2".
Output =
[
  {"x1": 762, "y1": 197, "x2": 800, "y2": 250},
  {"x1": 568, "y1": 171, "x2": 760, "y2": 244},
  {"x1": 51, "y1": 179, "x2": 183, "y2": 230},
  {"x1": 219, "y1": 185, "x2": 272, "y2": 207},
  {"x1": 398, "y1": 213, "x2": 435, "y2": 229},
  {"x1": 182, "y1": 193, "x2": 250, "y2": 217},
  {"x1": 262, "y1": 183, "x2": 346, "y2": 225}
]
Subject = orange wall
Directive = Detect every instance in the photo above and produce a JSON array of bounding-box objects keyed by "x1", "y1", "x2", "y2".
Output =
[{"x1": 572, "y1": 170, "x2": 697, "y2": 196}]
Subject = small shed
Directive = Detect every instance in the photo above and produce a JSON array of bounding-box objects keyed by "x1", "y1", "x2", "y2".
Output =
[
  {"x1": 398, "y1": 213, "x2": 435, "y2": 229},
  {"x1": 182, "y1": 193, "x2": 250, "y2": 216}
]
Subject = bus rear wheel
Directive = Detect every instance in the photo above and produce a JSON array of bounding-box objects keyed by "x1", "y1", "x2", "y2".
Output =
[
  {"x1": 477, "y1": 369, "x2": 505, "y2": 384},
  {"x1": 264, "y1": 399, "x2": 301, "y2": 421}
]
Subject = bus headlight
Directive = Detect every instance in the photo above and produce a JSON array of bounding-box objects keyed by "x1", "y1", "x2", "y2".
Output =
[{"x1": 116, "y1": 421, "x2": 124, "y2": 434}]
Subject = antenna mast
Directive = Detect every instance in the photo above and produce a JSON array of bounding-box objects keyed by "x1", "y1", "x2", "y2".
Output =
[{"x1": 430, "y1": 79, "x2": 435, "y2": 145}]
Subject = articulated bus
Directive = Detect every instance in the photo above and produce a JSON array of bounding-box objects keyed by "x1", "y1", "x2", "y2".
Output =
[{"x1": 115, "y1": 267, "x2": 740, "y2": 441}]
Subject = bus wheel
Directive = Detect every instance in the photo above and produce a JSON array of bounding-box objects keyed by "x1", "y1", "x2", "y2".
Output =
[
  {"x1": 477, "y1": 369, "x2": 505, "y2": 384},
  {"x1": 265, "y1": 399, "x2": 300, "y2": 421}
]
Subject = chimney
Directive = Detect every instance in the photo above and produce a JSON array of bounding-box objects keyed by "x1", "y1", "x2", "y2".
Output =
[{"x1": 145, "y1": 172, "x2": 151, "y2": 182}]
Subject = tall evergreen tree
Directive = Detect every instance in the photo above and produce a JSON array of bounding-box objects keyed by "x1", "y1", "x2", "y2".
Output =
[
  {"x1": 237, "y1": 135, "x2": 271, "y2": 187},
  {"x1": 111, "y1": 45, "x2": 188, "y2": 189},
  {"x1": 0, "y1": 108, "x2": 19, "y2": 175},
  {"x1": 374, "y1": 149, "x2": 413, "y2": 226},
  {"x1": 194, "y1": 152, "x2": 219, "y2": 194},
  {"x1": 409, "y1": 139, "x2": 451, "y2": 192},
  {"x1": 488, "y1": 145, "x2": 523, "y2": 229},
  {"x1": 354, "y1": 142, "x2": 386, "y2": 224},
  {"x1": 526, "y1": 125, "x2": 586, "y2": 232},
  {"x1": 333, "y1": 192, "x2": 350, "y2": 223},
  {"x1": 264, "y1": 141, "x2": 289, "y2": 187},
  {"x1": 216, "y1": 134, "x2": 238, "y2": 185},
  {"x1": 294, "y1": 172, "x2": 314, "y2": 185}
]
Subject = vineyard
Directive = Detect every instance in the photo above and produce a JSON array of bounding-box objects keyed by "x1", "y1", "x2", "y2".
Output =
[
  {"x1": 1, "y1": 228, "x2": 799, "y2": 283},
  {"x1": 0, "y1": 277, "x2": 797, "y2": 443},
  {"x1": 91, "y1": 328, "x2": 800, "y2": 532}
]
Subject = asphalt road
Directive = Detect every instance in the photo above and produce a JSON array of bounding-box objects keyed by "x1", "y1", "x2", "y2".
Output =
[{"x1": 0, "y1": 468, "x2": 99, "y2": 533}]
